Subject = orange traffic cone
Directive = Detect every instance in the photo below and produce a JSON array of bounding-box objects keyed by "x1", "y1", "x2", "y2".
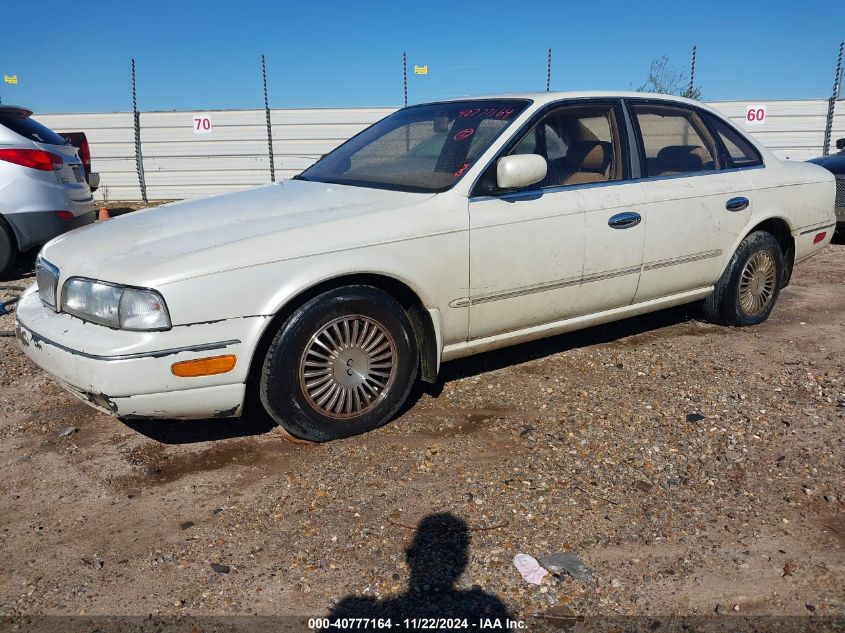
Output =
[{"x1": 98, "y1": 207, "x2": 110, "y2": 222}]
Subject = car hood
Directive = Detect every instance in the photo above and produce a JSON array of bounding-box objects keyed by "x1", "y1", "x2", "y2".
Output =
[
  {"x1": 40, "y1": 180, "x2": 436, "y2": 287},
  {"x1": 807, "y1": 152, "x2": 845, "y2": 173}
]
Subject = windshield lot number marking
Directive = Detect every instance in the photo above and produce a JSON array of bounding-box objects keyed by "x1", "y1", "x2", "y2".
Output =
[{"x1": 458, "y1": 107, "x2": 516, "y2": 119}]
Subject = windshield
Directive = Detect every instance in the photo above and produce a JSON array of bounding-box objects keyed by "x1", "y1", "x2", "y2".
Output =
[{"x1": 299, "y1": 99, "x2": 530, "y2": 193}]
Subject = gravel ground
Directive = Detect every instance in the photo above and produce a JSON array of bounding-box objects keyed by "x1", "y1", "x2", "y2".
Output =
[{"x1": 0, "y1": 236, "x2": 843, "y2": 629}]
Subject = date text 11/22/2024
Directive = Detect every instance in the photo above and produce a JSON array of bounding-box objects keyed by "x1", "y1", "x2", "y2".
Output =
[{"x1": 309, "y1": 617, "x2": 527, "y2": 629}]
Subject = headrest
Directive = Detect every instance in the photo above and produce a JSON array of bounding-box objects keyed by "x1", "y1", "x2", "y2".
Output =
[
  {"x1": 656, "y1": 145, "x2": 708, "y2": 173},
  {"x1": 567, "y1": 140, "x2": 612, "y2": 172}
]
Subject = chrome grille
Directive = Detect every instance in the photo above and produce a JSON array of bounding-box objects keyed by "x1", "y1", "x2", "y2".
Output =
[
  {"x1": 835, "y1": 176, "x2": 845, "y2": 209},
  {"x1": 35, "y1": 258, "x2": 59, "y2": 310}
]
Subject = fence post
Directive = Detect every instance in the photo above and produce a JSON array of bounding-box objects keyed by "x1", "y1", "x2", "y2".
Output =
[
  {"x1": 131, "y1": 58, "x2": 147, "y2": 203},
  {"x1": 403, "y1": 51, "x2": 408, "y2": 107},
  {"x1": 822, "y1": 41, "x2": 843, "y2": 156},
  {"x1": 688, "y1": 45, "x2": 697, "y2": 96},
  {"x1": 262, "y1": 54, "x2": 275, "y2": 183}
]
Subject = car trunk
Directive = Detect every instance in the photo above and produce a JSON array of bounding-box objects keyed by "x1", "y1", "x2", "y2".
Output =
[{"x1": 35, "y1": 140, "x2": 87, "y2": 189}]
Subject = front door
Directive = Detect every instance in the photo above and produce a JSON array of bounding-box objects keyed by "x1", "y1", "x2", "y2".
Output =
[{"x1": 467, "y1": 101, "x2": 646, "y2": 340}]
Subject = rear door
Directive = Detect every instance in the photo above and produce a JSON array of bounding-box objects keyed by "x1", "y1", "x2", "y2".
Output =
[{"x1": 627, "y1": 100, "x2": 753, "y2": 302}]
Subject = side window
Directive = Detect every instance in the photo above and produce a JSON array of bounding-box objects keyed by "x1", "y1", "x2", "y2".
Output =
[
  {"x1": 704, "y1": 114, "x2": 763, "y2": 168},
  {"x1": 631, "y1": 104, "x2": 720, "y2": 177},
  {"x1": 477, "y1": 104, "x2": 622, "y2": 193},
  {"x1": 512, "y1": 122, "x2": 569, "y2": 160}
]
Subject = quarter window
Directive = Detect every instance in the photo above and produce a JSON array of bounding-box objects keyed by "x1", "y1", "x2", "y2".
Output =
[
  {"x1": 631, "y1": 103, "x2": 719, "y2": 177},
  {"x1": 704, "y1": 114, "x2": 763, "y2": 168}
]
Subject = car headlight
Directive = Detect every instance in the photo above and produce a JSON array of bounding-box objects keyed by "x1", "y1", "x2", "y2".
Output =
[{"x1": 62, "y1": 278, "x2": 171, "y2": 331}]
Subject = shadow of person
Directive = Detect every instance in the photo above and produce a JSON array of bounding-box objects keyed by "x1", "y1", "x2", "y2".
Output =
[{"x1": 328, "y1": 513, "x2": 513, "y2": 628}]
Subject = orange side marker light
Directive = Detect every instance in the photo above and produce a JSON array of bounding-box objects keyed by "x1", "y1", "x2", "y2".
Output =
[{"x1": 171, "y1": 355, "x2": 237, "y2": 377}]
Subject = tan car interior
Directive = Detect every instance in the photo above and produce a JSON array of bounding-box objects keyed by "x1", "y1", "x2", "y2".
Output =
[{"x1": 510, "y1": 107, "x2": 620, "y2": 189}]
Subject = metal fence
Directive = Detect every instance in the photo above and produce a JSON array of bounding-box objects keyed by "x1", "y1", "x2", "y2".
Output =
[{"x1": 35, "y1": 99, "x2": 843, "y2": 202}]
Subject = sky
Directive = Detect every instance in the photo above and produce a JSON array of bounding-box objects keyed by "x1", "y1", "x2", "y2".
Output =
[{"x1": 0, "y1": 0, "x2": 842, "y2": 113}]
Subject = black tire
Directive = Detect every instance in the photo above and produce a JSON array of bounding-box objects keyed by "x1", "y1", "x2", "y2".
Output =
[
  {"x1": 0, "y1": 219, "x2": 17, "y2": 279},
  {"x1": 259, "y1": 286, "x2": 419, "y2": 442},
  {"x1": 702, "y1": 230, "x2": 784, "y2": 326}
]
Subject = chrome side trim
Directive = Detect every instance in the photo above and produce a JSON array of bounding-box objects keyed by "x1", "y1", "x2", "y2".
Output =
[
  {"x1": 451, "y1": 249, "x2": 724, "y2": 308},
  {"x1": 634, "y1": 164, "x2": 765, "y2": 184},
  {"x1": 450, "y1": 264, "x2": 641, "y2": 308},
  {"x1": 469, "y1": 273, "x2": 583, "y2": 306},
  {"x1": 468, "y1": 165, "x2": 767, "y2": 204},
  {"x1": 469, "y1": 177, "x2": 628, "y2": 203},
  {"x1": 798, "y1": 223, "x2": 835, "y2": 235},
  {"x1": 642, "y1": 249, "x2": 723, "y2": 272},
  {"x1": 14, "y1": 318, "x2": 239, "y2": 361}
]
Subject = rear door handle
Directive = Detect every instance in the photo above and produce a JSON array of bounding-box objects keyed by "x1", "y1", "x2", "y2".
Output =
[
  {"x1": 726, "y1": 197, "x2": 750, "y2": 212},
  {"x1": 608, "y1": 212, "x2": 641, "y2": 229}
]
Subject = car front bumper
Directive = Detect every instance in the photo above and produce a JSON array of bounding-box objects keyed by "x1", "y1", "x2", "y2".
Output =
[{"x1": 14, "y1": 286, "x2": 271, "y2": 419}]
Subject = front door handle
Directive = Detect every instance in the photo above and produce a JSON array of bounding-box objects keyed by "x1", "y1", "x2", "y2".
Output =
[
  {"x1": 726, "y1": 197, "x2": 750, "y2": 212},
  {"x1": 608, "y1": 212, "x2": 641, "y2": 229}
]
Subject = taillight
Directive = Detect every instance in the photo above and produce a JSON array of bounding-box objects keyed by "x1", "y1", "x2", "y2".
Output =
[
  {"x1": 78, "y1": 140, "x2": 91, "y2": 170},
  {"x1": 55, "y1": 211, "x2": 74, "y2": 220},
  {"x1": 0, "y1": 148, "x2": 63, "y2": 171}
]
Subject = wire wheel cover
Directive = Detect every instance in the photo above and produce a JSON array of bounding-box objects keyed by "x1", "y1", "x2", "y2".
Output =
[
  {"x1": 299, "y1": 315, "x2": 397, "y2": 419},
  {"x1": 738, "y1": 250, "x2": 777, "y2": 316}
]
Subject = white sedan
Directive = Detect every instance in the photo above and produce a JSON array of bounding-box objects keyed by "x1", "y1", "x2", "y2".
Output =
[{"x1": 15, "y1": 92, "x2": 836, "y2": 441}]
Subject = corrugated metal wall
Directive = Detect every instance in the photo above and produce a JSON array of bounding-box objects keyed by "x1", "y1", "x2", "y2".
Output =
[
  {"x1": 35, "y1": 99, "x2": 843, "y2": 201},
  {"x1": 711, "y1": 99, "x2": 844, "y2": 162}
]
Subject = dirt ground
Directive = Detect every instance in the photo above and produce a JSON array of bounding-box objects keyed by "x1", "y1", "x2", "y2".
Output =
[{"x1": 0, "y1": 235, "x2": 843, "y2": 630}]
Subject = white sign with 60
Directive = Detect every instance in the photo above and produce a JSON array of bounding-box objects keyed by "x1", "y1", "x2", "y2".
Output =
[{"x1": 745, "y1": 104, "x2": 767, "y2": 125}]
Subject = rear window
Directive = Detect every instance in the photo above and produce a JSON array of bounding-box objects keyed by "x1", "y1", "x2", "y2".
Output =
[{"x1": 0, "y1": 114, "x2": 67, "y2": 146}]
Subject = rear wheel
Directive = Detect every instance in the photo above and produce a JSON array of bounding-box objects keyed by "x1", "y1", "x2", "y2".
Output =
[
  {"x1": 703, "y1": 230, "x2": 784, "y2": 326},
  {"x1": 259, "y1": 286, "x2": 418, "y2": 442},
  {"x1": 0, "y1": 219, "x2": 17, "y2": 279}
]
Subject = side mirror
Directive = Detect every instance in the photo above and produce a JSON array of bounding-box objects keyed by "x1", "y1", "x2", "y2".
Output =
[
  {"x1": 496, "y1": 154, "x2": 547, "y2": 190},
  {"x1": 836, "y1": 138, "x2": 845, "y2": 151},
  {"x1": 87, "y1": 172, "x2": 100, "y2": 192}
]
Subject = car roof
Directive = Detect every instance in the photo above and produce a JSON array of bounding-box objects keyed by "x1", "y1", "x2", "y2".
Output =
[
  {"x1": 417, "y1": 90, "x2": 707, "y2": 108},
  {"x1": 0, "y1": 105, "x2": 33, "y2": 117}
]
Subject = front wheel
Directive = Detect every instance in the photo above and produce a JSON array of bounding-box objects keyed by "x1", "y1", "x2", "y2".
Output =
[
  {"x1": 702, "y1": 230, "x2": 784, "y2": 326},
  {"x1": 259, "y1": 286, "x2": 419, "y2": 442}
]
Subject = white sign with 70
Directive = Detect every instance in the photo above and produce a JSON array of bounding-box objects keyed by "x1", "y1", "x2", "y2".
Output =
[
  {"x1": 745, "y1": 104, "x2": 767, "y2": 125},
  {"x1": 192, "y1": 114, "x2": 213, "y2": 134}
]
